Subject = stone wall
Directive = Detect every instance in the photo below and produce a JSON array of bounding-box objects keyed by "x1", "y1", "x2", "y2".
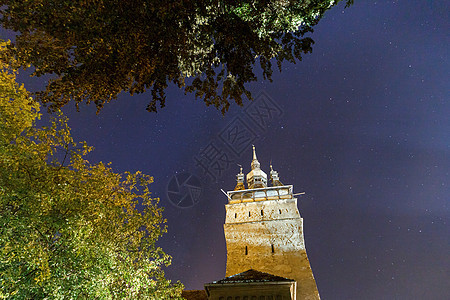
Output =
[{"x1": 224, "y1": 199, "x2": 320, "y2": 300}]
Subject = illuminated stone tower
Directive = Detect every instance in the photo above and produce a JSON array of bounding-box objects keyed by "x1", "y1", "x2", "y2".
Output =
[{"x1": 223, "y1": 146, "x2": 320, "y2": 300}]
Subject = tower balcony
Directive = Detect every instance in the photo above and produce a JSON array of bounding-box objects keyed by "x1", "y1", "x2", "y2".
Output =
[{"x1": 227, "y1": 185, "x2": 293, "y2": 204}]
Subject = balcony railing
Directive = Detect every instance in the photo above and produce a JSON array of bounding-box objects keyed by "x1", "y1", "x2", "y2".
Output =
[{"x1": 226, "y1": 185, "x2": 293, "y2": 203}]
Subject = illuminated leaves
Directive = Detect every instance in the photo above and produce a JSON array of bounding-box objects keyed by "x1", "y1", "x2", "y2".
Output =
[{"x1": 0, "y1": 48, "x2": 183, "y2": 299}]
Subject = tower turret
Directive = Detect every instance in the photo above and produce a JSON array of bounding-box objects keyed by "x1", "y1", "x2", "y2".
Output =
[
  {"x1": 270, "y1": 163, "x2": 284, "y2": 187},
  {"x1": 234, "y1": 165, "x2": 245, "y2": 191}
]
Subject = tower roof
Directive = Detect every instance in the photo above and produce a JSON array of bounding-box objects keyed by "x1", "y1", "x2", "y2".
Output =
[{"x1": 211, "y1": 269, "x2": 294, "y2": 284}]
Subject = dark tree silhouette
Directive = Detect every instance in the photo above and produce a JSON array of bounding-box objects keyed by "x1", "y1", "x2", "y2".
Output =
[{"x1": 0, "y1": 0, "x2": 353, "y2": 113}]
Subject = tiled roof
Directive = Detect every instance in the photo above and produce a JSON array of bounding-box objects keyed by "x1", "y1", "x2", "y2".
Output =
[
  {"x1": 212, "y1": 269, "x2": 294, "y2": 284},
  {"x1": 181, "y1": 290, "x2": 208, "y2": 300}
]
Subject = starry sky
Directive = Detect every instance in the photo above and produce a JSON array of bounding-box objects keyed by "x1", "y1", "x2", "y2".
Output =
[{"x1": 4, "y1": 0, "x2": 449, "y2": 299}]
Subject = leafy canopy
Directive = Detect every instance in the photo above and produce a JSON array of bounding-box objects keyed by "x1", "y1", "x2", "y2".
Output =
[
  {"x1": 0, "y1": 0, "x2": 353, "y2": 113},
  {"x1": 0, "y1": 41, "x2": 183, "y2": 299}
]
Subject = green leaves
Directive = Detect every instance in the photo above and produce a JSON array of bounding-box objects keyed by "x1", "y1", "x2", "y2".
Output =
[
  {"x1": 0, "y1": 45, "x2": 183, "y2": 299},
  {"x1": 0, "y1": 40, "x2": 40, "y2": 141},
  {"x1": 0, "y1": 0, "x2": 353, "y2": 114}
]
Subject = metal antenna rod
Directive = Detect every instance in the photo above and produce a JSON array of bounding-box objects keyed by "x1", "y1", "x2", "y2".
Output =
[
  {"x1": 293, "y1": 192, "x2": 306, "y2": 196},
  {"x1": 221, "y1": 189, "x2": 232, "y2": 201}
]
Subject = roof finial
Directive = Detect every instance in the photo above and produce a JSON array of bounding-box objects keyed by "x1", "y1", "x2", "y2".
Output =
[{"x1": 252, "y1": 144, "x2": 257, "y2": 160}]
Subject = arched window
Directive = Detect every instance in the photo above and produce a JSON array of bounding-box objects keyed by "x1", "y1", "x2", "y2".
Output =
[
  {"x1": 261, "y1": 209, "x2": 264, "y2": 216},
  {"x1": 248, "y1": 211, "x2": 251, "y2": 217},
  {"x1": 271, "y1": 244, "x2": 275, "y2": 253},
  {"x1": 279, "y1": 209, "x2": 282, "y2": 214},
  {"x1": 235, "y1": 213, "x2": 237, "y2": 218},
  {"x1": 245, "y1": 246, "x2": 248, "y2": 255}
]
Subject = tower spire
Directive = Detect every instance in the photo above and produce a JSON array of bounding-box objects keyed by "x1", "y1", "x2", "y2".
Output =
[
  {"x1": 251, "y1": 145, "x2": 261, "y2": 170},
  {"x1": 247, "y1": 146, "x2": 267, "y2": 188}
]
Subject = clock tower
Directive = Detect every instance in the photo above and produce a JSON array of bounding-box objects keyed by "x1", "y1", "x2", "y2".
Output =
[{"x1": 223, "y1": 146, "x2": 320, "y2": 299}]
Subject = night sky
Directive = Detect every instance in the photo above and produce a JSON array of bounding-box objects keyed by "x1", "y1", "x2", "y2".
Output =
[{"x1": 4, "y1": 0, "x2": 449, "y2": 299}]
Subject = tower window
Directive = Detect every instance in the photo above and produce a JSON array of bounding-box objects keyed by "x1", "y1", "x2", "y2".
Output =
[
  {"x1": 271, "y1": 244, "x2": 275, "y2": 253},
  {"x1": 245, "y1": 246, "x2": 248, "y2": 255},
  {"x1": 279, "y1": 209, "x2": 282, "y2": 214},
  {"x1": 235, "y1": 213, "x2": 237, "y2": 218},
  {"x1": 261, "y1": 210, "x2": 264, "y2": 216},
  {"x1": 248, "y1": 211, "x2": 251, "y2": 217}
]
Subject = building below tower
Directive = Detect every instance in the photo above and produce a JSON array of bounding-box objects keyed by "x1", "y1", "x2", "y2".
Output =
[{"x1": 205, "y1": 269, "x2": 297, "y2": 300}]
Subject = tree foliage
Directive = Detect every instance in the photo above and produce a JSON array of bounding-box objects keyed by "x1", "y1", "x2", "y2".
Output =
[
  {"x1": 0, "y1": 41, "x2": 183, "y2": 299},
  {"x1": 0, "y1": 0, "x2": 353, "y2": 113}
]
